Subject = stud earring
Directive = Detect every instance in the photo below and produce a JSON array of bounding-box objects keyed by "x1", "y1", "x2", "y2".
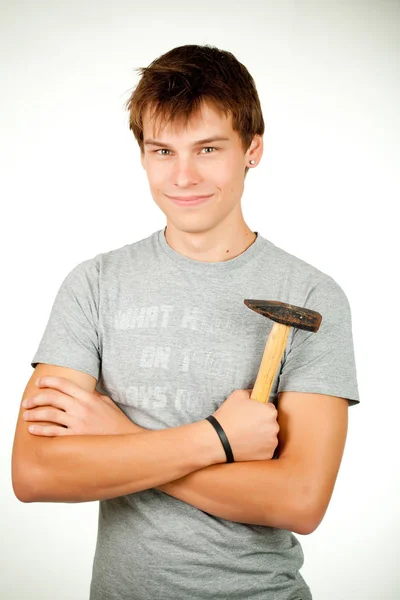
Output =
[{"x1": 250, "y1": 160, "x2": 255, "y2": 165}]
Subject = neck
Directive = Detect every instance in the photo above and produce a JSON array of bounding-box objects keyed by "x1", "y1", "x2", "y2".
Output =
[{"x1": 164, "y1": 219, "x2": 257, "y2": 263}]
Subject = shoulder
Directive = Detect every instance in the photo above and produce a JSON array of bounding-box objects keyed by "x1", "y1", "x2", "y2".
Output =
[
  {"x1": 261, "y1": 236, "x2": 350, "y2": 309},
  {"x1": 66, "y1": 230, "x2": 160, "y2": 282}
]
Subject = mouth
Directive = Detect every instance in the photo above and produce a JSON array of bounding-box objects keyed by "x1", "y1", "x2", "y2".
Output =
[{"x1": 166, "y1": 194, "x2": 214, "y2": 207}]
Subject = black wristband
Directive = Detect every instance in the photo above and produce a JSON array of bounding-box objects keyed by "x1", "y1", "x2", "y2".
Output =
[{"x1": 205, "y1": 415, "x2": 234, "y2": 463}]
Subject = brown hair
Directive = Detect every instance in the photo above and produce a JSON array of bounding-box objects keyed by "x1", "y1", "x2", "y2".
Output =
[{"x1": 124, "y1": 44, "x2": 264, "y2": 177}]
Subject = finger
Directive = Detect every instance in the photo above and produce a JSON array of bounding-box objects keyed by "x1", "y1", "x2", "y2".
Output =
[
  {"x1": 23, "y1": 407, "x2": 70, "y2": 427},
  {"x1": 23, "y1": 389, "x2": 69, "y2": 410},
  {"x1": 28, "y1": 424, "x2": 72, "y2": 437},
  {"x1": 35, "y1": 376, "x2": 92, "y2": 403}
]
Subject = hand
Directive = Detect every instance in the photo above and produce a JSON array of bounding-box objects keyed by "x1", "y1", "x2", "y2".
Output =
[
  {"x1": 22, "y1": 376, "x2": 144, "y2": 437},
  {"x1": 211, "y1": 388, "x2": 279, "y2": 461}
]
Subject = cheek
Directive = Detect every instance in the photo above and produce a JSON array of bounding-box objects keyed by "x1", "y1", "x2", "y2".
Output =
[
  {"x1": 216, "y1": 165, "x2": 242, "y2": 191},
  {"x1": 146, "y1": 164, "x2": 165, "y2": 188}
]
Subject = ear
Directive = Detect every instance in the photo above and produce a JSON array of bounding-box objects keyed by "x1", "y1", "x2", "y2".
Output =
[{"x1": 246, "y1": 134, "x2": 263, "y2": 165}]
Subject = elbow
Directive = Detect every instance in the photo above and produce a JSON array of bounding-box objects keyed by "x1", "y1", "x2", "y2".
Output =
[
  {"x1": 293, "y1": 515, "x2": 320, "y2": 536},
  {"x1": 292, "y1": 496, "x2": 327, "y2": 536},
  {"x1": 13, "y1": 487, "x2": 36, "y2": 503},
  {"x1": 12, "y1": 460, "x2": 43, "y2": 503}
]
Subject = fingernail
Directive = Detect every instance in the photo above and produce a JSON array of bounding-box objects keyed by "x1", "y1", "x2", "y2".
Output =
[{"x1": 22, "y1": 399, "x2": 29, "y2": 407}]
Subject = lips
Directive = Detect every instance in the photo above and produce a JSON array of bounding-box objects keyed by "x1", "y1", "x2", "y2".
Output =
[
  {"x1": 167, "y1": 195, "x2": 213, "y2": 201},
  {"x1": 167, "y1": 194, "x2": 213, "y2": 207}
]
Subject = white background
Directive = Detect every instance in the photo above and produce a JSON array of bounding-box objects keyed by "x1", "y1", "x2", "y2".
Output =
[{"x1": 2, "y1": 1, "x2": 399, "y2": 598}]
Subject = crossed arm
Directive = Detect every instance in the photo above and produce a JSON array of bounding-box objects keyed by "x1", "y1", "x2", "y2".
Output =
[
  {"x1": 13, "y1": 366, "x2": 348, "y2": 535},
  {"x1": 157, "y1": 390, "x2": 348, "y2": 535}
]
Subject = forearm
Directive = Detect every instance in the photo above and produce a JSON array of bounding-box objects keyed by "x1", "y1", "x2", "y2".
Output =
[
  {"x1": 156, "y1": 458, "x2": 307, "y2": 533},
  {"x1": 29, "y1": 421, "x2": 225, "y2": 503}
]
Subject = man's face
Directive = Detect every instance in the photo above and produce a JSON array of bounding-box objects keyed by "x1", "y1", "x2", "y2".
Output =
[{"x1": 141, "y1": 101, "x2": 261, "y2": 235}]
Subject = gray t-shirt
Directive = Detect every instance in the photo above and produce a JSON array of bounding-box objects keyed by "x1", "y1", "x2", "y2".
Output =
[{"x1": 31, "y1": 228, "x2": 360, "y2": 600}]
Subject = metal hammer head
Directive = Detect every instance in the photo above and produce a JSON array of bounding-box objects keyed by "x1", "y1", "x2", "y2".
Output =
[{"x1": 244, "y1": 299, "x2": 322, "y2": 332}]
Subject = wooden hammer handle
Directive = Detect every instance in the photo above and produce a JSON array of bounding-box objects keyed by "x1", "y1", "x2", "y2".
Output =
[{"x1": 250, "y1": 322, "x2": 291, "y2": 403}]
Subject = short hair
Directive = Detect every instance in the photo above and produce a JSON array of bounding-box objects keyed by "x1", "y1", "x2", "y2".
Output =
[{"x1": 124, "y1": 44, "x2": 265, "y2": 177}]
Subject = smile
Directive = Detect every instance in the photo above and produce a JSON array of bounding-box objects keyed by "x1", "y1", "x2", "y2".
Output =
[{"x1": 166, "y1": 194, "x2": 214, "y2": 207}]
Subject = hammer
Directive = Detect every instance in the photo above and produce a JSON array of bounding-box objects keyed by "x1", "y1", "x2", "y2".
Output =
[{"x1": 244, "y1": 300, "x2": 322, "y2": 404}]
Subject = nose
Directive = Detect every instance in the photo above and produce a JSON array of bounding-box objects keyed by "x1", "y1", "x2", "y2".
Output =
[{"x1": 172, "y1": 157, "x2": 202, "y2": 188}]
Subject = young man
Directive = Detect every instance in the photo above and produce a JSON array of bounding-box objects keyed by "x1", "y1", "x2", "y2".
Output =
[{"x1": 12, "y1": 44, "x2": 359, "y2": 599}]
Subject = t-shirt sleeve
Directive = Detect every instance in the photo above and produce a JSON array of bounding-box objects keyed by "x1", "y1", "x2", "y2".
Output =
[
  {"x1": 31, "y1": 258, "x2": 101, "y2": 380},
  {"x1": 278, "y1": 276, "x2": 360, "y2": 406}
]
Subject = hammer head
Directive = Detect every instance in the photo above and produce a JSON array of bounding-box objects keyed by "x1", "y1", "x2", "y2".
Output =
[{"x1": 244, "y1": 299, "x2": 322, "y2": 333}]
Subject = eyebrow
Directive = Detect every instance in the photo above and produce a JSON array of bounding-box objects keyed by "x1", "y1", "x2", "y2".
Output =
[{"x1": 143, "y1": 136, "x2": 230, "y2": 148}]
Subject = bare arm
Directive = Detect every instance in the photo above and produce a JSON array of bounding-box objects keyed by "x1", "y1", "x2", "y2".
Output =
[
  {"x1": 158, "y1": 458, "x2": 303, "y2": 532},
  {"x1": 31, "y1": 421, "x2": 224, "y2": 503},
  {"x1": 155, "y1": 391, "x2": 348, "y2": 535},
  {"x1": 12, "y1": 364, "x2": 225, "y2": 503},
  {"x1": 15, "y1": 368, "x2": 347, "y2": 535}
]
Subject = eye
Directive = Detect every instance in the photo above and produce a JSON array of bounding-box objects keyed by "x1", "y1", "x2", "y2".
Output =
[
  {"x1": 200, "y1": 147, "x2": 218, "y2": 153},
  {"x1": 155, "y1": 149, "x2": 171, "y2": 155},
  {"x1": 154, "y1": 147, "x2": 218, "y2": 156}
]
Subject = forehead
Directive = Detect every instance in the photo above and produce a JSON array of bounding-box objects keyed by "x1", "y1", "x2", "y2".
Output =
[{"x1": 142, "y1": 100, "x2": 235, "y2": 141}]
